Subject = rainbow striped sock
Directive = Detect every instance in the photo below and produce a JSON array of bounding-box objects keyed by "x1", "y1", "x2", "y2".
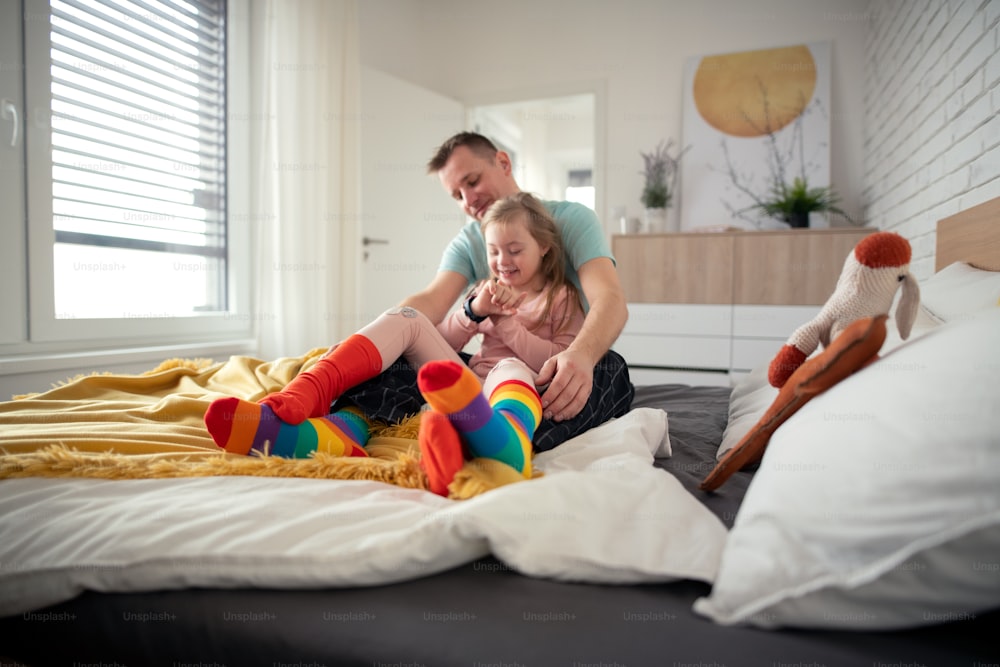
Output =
[
  {"x1": 204, "y1": 397, "x2": 369, "y2": 458},
  {"x1": 417, "y1": 360, "x2": 538, "y2": 477}
]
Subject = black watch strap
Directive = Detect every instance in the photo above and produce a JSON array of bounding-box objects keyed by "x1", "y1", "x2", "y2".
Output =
[{"x1": 464, "y1": 293, "x2": 487, "y2": 323}]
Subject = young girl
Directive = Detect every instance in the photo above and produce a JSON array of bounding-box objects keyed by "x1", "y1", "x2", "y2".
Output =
[{"x1": 204, "y1": 192, "x2": 584, "y2": 494}]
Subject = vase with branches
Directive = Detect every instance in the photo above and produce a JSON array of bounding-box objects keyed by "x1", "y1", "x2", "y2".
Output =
[
  {"x1": 720, "y1": 82, "x2": 854, "y2": 228},
  {"x1": 640, "y1": 139, "x2": 689, "y2": 232}
]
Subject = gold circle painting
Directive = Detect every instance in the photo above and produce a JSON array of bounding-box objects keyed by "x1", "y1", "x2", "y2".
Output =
[{"x1": 693, "y1": 45, "x2": 817, "y2": 138}]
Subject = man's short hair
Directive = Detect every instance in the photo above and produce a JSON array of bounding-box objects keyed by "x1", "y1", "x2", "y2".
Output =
[{"x1": 426, "y1": 132, "x2": 498, "y2": 174}]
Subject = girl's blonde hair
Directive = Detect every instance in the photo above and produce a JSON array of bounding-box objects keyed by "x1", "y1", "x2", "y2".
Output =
[{"x1": 481, "y1": 193, "x2": 582, "y2": 334}]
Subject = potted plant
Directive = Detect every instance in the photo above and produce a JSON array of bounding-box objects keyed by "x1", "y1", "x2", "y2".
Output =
[
  {"x1": 640, "y1": 139, "x2": 688, "y2": 232},
  {"x1": 754, "y1": 176, "x2": 853, "y2": 228},
  {"x1": 720, "y1": 84, "x2": 858, "y2": 229}
]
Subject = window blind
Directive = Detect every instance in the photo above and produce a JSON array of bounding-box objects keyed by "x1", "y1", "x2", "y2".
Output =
[{"x1": 49, "y1": 0, "x2": 227, "y2": 267}]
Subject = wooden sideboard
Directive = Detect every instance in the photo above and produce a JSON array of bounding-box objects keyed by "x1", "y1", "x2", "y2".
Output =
[{"x1": 612, "y1": 227, "x2": 876, "y2": 385}]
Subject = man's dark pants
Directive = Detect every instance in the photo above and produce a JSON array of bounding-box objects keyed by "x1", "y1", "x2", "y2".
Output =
[{"x1": 332, "y1": 351, "x2": 635, "y2": 452}]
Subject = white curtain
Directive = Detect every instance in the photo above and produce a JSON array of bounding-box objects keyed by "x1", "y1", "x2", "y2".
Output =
[{"x1": 250, "y1": 0, "x2": 361, "y2": 360}]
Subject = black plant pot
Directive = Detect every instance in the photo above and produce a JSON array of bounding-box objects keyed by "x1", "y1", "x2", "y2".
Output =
[{"x1": 787, "y1": 211, "x2": 810, "y2": 228}]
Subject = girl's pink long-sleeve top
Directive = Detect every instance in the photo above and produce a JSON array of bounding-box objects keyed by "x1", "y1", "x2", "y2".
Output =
[{"x1": 436, "y1": 284, "x2": 584, "y2": 380}]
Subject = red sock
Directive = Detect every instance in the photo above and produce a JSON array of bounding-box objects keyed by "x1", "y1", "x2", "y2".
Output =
[
  {"x1": 418, "y1": 411, "x2": 467, "y2": 497},
  {"x1": 261, "y1": 334, "x2": 382, "y2": 423}
]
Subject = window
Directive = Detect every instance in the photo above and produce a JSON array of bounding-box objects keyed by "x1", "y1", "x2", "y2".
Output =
[
  {"x1": 48, "y1": 0, "x2": 228, "y2": 319},
  {"x1": 565, "y1": 168, "x2": 595, "y2": 211},
  {"x1": 1, "y1": 0, "x2": 250, "y2": 355}
]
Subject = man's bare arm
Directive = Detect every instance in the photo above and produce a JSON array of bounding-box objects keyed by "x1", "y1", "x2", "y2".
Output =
[
  {"x1": 567, "y1": 257, "x2": 628, "y2": 365},
  {"x1": 399, "y1": 270, "x2": 469, "y2": 325},
  {"x1": 535, "y1": 257, "x2": 628, "y2": 420}
]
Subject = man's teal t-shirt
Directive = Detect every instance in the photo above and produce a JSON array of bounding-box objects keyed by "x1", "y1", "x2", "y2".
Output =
[{"x1": 438, "y1": 200, "x2": 613, "y2": 312}]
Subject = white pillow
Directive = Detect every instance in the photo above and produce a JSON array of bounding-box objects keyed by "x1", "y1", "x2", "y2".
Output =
[
  {"x1": 716, "y1": 364, "x2": 777, "y2": 460},
  {"x1": 920, "y1": 261, "x2": 1000, "y2": 323},
  {"x1": 879, "y1": 300, "x2": 941, "y2": 353},
  {"x1": 694, "y1": 308, "x2": 1000, "y2": 629}
]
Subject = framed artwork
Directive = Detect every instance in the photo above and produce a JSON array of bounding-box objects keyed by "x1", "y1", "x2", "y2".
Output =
[{"x1": 680, "y1": 42, "x2": 832, "y2": 230}]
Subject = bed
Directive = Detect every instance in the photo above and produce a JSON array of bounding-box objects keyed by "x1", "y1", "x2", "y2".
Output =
[{"x1": 1, "y1": 200, "x2": 999, "y2": 666}]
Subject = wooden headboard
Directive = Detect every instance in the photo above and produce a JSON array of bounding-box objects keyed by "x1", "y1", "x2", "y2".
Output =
[{"x1": 936, "y1": 197, "x2": 1000, "y2": 271}]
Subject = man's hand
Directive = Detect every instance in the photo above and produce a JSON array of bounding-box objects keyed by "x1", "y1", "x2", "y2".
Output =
[{"x1": 534, "y1": 348, "x2": 593, "y2": 421}]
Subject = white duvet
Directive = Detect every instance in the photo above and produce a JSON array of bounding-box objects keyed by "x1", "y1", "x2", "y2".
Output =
[{"x1": 0, "y1": 408, "x2": 727, "y2": 617}]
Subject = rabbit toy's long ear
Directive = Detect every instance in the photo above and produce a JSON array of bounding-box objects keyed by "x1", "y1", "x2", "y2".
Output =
[{"x1": 896, "y1": 272, "x2": 921, "y2": 340}]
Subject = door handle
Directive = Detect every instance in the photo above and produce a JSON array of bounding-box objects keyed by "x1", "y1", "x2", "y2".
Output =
[
  {"x1": 362, "y1": 236, "x2": 389, "y2": 246},
  {"x1": 1, "y1": 99, "x2": 18, "y2": 148}
]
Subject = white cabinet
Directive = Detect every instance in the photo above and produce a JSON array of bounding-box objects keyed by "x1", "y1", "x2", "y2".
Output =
[
  {"x1": 612, "y1": 228, "x2": 874, "y2": 386},
  {"x1": 730, "y1": 304, "x2": 821, "y2": 373},
  {"x1": 613, "y1": 304, "x2": 732, "y2": 386},
  {"x1": 612, "y1": 303, "x2": 819, "y2": 385}
]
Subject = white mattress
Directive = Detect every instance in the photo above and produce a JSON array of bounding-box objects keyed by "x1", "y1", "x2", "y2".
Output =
[{"x1": 0, "y1": 408, "x2": 727, "y2": 616}]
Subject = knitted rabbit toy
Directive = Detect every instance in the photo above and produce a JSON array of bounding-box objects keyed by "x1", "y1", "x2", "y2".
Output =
[{"x1": 768, "y1": 231, "x2": 921, "y2": 388}]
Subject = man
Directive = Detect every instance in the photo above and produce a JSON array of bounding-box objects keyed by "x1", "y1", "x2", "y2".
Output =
[{"x1": 335, "y1": 132, "x2": 633, "y2": 450}]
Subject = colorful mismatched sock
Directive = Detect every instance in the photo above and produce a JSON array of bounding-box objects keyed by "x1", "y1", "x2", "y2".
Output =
[
  {"x1": 417, "y1": 360, "x2": 538, "y2": 477},
  {"x1": 204, "y1": 397, "x2": 369, "y2": 458},
  {"x1": 489, "y1": 378, "x2": 542, "y2": 447}
]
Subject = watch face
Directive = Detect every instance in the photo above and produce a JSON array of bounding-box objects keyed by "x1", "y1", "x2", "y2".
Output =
[{"x1": 465, "y1": 294, "x2": 486, "y2": 322}]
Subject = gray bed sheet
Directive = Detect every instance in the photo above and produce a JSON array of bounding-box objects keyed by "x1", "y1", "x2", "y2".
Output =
[
  {"x1": 1, "y1": 383, "x2": 994, "y2": 667},
  {"x1": 632, "y1": 382, "x2": 750, "y2": 528}
]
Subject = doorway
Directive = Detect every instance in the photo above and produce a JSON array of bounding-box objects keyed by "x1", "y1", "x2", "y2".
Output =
[{"x1": 468, "y1": 93, "x2": 596, "y2": 212}]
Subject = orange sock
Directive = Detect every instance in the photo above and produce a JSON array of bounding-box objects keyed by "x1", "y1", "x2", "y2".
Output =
[{"x1": 418, "y1": 411, "x2": 467, "y2": 496}]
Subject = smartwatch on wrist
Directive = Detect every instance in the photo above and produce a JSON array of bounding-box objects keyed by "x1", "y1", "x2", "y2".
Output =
[{"x1": 463, "y1": 293, "x2": 487, "y2": 323}]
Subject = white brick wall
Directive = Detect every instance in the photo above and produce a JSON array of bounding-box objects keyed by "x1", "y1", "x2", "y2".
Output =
[{"x1": 864, "y1": 0, "x2": 1000, "y2": 279}]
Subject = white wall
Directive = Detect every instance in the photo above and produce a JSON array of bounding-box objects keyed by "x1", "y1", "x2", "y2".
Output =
[
  {"x1": 358, "y1": 0, "x2": 871, "y2": 233},
  {"x1": 864, "y1": 0, "x2": 1000, "y2": 279}
]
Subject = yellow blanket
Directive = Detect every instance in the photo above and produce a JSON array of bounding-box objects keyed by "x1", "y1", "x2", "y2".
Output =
[
  {"x1": 1, "y1": 350, "x2": 330, "y2": 455},
  {"x1": 0, "y1": 352, "x2": 526, "y2": 497}
]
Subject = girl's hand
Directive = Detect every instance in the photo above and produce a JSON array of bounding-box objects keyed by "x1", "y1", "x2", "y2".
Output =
[
  {"x1": 470, "y1": 281, "x2": 501, "y2": 318},
  {"x1": 487, "y1": 279, "x2": 526, "y2": 314},
  {"x1": 471, "y1": 280, "x2": 525, "y2": 318}
]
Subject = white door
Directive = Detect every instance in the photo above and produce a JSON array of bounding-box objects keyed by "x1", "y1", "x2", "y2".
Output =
[{"x1": 359, "y1": 67, "x2": 466, "y2": 323}]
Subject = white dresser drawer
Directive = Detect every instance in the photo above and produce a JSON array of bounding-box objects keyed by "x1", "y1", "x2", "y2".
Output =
[
  {"x1": 731, "y1": 338, "x2": 784, "y2": 373},
  {"x1": 625, "y1": 303, "x2": 732, "y2": 337},
  {"x1": 732, "y1": 305, "x2": 819, "y2": 338},
  {"x1": 614, "y1": 333, "x2": 730, "y2": 371}
]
